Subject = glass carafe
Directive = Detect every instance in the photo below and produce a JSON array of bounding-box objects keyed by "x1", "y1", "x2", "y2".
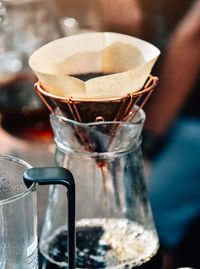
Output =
[
  {"x1": 0, "y1": 0, "x2": 61, "y2": 138},
  {"x1": 39, "y1": 108, "x2": 162, "y2": 269},
  {"x1": 0, "y1": 154, "x2": 75, "y2": 269}
]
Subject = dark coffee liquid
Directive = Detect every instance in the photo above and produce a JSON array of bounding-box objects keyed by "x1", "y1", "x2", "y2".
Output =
[
  {"x1": 39, "y1": 219, "x2": 162, "y2": 269},
  {"x1": 72, "y1": 73, "x2": 111, "y2": 82},
  {"x1": 39, "y1": 249, "x2": 162, "y2": 269},
  {"x1": 0, "y1": 73, "x2": 52, "y2": 139}
]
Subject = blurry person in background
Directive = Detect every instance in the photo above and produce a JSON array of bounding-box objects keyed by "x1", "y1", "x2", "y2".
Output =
[
  {"x1": 98, "y1": 0, "x2": 192, "y2": 52},
  {"x1": 98, "y1": 0, "x2": 199, "y2": 268},
  {"x1": 98, "y1": 0, "x2": 146, "y2": 38},
  {"x1": 142, "y1": 0, "x2": 200, "y2": 268}
]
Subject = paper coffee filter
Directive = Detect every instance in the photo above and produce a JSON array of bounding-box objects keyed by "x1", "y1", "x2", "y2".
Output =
[{"x1": 29, "y1": 32, "x2": 160, "y2": 99}]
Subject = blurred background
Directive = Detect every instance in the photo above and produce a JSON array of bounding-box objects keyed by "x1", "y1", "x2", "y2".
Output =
[
  {"x1": 0, "y1": 1, "x2": 199, "y2": 269},
  {"x1": 0, "y1": 0, "x2": 194, "y2": 138}
]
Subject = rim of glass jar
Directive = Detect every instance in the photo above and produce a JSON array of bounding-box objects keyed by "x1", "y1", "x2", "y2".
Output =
[
  {"x1": 0, "y1": 154, "x2": 34, "y2": 206},
  {"x1": 51, "y1": 108, "x2": 145, "y2": 156},
  {"x1": 51, "y1": 106, "x2": 146, "y2": 127}
]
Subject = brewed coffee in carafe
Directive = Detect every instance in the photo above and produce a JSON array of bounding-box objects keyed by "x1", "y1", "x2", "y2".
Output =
[
  {"x1": 29, "y1": 33, "x2": 162, "y2": 268},
  {"x1": 39, "y1": 110, "x2": 162, "y2": 269}
]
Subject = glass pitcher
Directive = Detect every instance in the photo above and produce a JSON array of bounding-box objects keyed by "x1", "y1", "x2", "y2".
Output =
[
  {"x1": 0, "y1": 0, "x2": 61, "y2": 138},
  {"x1": 39, "y1": 108, "x2": 162, "y2": 269},
  {"x1": 0, "y1": 154, "x2": 75, "y2": 269},
  {"x1": 0, "y1": 155, "x2": 37, "y2": 269}
]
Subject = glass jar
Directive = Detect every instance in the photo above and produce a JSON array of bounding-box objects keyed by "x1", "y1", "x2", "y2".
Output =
[{"x1": 39, "y1": 108, "x2": 162, "y2": 269}]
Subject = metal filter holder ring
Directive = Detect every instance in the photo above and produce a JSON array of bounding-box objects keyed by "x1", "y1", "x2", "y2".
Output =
[
  {"x1": 35, "y1": 75, "x2": 158, "y2": 153},
  {"x1": 35, "y1": 75, "x2": 158, "y2": 124}
]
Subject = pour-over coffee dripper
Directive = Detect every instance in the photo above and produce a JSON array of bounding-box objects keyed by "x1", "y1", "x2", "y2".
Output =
[
  {"x1": 29, "y1": 32, "x2": 160, "y2": 152},
  {"x1": 29, "y1": 32, "x2": 162, "y2": 269}
]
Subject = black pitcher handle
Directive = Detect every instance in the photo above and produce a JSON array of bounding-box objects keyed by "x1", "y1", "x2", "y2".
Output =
[{"x1": 23, "y1": 167, "x2": 76, "y2": 269}]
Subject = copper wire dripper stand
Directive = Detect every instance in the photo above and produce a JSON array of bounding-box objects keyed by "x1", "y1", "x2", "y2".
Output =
[{"x1": 35, "y1": 75, "x2": 158, "y2": 152}]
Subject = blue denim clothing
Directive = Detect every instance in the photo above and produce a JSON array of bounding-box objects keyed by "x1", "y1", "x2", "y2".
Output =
[{"x1": 148, "y1": 118, "x2": 200, "y2": 249}]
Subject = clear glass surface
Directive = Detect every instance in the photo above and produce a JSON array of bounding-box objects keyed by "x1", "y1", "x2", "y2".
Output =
[
  {"x1": 40, "y1": 109, "x2": 161, "y2": 268},
  {"x1": 0, "y1": 0, "x2": 60, "y2": 137},
  {"x1": 0, "y1": 155, "x2": 38, "y2": 269}
]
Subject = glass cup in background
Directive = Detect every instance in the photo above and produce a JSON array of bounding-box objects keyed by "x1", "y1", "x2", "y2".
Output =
[
  {"x1": 0, "y1": 0, "x2": 61, "y2": 139},
  {"x1": 0, "y1": 154, "x2": 38, "y2": 269}
]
